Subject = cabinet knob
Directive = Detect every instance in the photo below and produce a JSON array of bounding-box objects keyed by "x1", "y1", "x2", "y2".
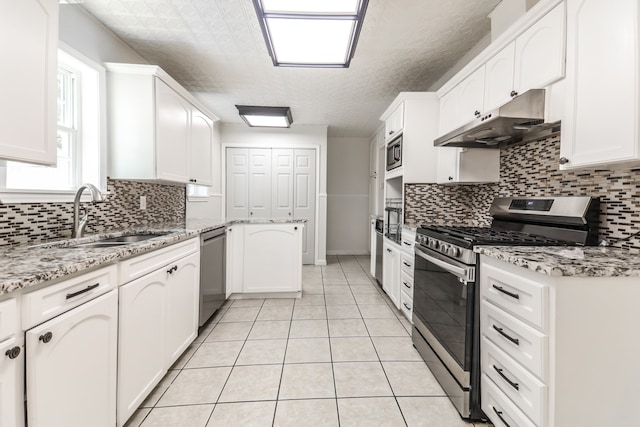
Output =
[
  {"x1": 386, "y1": 248, "x2": 392, "y2": 253},
  {"x1": 448, "y1": 176, "x2": 453, "y2": 181},
  {"x1": 288, "y1": 212, "x2": 291, "y2": 216},
  {"x1": 510, "y1": 90, "x2": 518, "y2": 97},
  {"x1": 559, "y1": 157, "x2": 569, "y2": 165},
  {"x1": 250, "y1": 212, "x2": 253, "y2": 216},
  {"x1": 474, "y1": 110, "x2": 481, "y2": 118},
  {"x1": 39, "y1": 332, "x2": 53, "y2": 344},
  {"x1": 5, "y1": 346, "x2": 20, "y2": 359},
  {"x1": 294, "y1": 226, "x2": 298, "y2": 230},
  {"x1": 388, "y1": 130, "x2": 394, "y2": 135}
]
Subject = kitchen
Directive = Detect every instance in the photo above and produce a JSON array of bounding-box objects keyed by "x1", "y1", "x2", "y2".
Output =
[{"x1": 1, "y1": 0, "x2": 639, "y2": 426}]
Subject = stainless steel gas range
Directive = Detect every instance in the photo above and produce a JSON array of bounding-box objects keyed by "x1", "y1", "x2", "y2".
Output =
[{"x1": 411, "y1": 196, "x2": 600, "y2": 420}]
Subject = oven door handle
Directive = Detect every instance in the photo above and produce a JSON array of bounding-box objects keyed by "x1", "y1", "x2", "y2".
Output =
[{"x1": 415, "y1": 247, "x2": 474, "y2": 282}]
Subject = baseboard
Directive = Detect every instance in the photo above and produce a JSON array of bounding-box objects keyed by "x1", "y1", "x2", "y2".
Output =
[{"x1": 326, "y1": 250, "x2": 371, "y2": 256}]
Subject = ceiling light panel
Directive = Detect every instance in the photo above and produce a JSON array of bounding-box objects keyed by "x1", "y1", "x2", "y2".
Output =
[
  {"x1": 261, "y1": 0, "x2": 360, "y2": 14},
  {"x1": 253, "y1": 0, "x2": 369, "y2": 68}
]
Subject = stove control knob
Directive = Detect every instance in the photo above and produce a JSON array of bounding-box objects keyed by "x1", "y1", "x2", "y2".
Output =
[
  {"x1": 440, "y1": 244, "x2": 449, "y2": 254},
  {"x1": 448, "y1": 246, "x2": 460, "y2": 257},
  {"x1": 429, "y1": 239, "x2": 439, "y2": 249}
]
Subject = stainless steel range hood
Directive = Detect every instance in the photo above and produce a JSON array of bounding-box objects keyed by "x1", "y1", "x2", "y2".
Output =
[{"x1": 434, "y1": 89, "x2": 555, "y2": 148}]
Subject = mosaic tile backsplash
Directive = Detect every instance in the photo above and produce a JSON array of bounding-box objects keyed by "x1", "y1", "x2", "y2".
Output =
[
  {"x1": 0, "y1": 179, "x2": 185, "y2": 246},
  {"x1": 405, "y1": 134, "x2": 640, "y2": 250}
]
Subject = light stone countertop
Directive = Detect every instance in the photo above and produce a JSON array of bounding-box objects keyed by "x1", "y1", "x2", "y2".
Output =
[
  {"x1": 0, "y1": 218, "x2": 305, "y2": 295},
  {"x1": 475, "y1": 245, "x2": 640, "y2": 277}
]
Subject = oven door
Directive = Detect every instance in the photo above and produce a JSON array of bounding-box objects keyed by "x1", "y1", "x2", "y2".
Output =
[{"x1": 412, "y1": 246, "x2": 475, "y2": 384}]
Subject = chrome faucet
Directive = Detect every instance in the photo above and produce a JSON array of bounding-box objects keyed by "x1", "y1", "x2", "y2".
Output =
[{"x1": 72, "y1": 183, "x2": 105, "y2": 238}]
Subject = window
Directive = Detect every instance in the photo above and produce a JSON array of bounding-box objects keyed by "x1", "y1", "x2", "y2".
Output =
[
  {"x1": 187, "y1": 184, "x2": 210, "y2": 201},
  {"x1": 0, "y1": 45, "x2": 106, "y2": 202}
]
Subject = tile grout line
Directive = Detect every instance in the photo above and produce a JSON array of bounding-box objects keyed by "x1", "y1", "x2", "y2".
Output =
[{"x1": 322, "y1": 257, "x2": 342, "y2": 426}]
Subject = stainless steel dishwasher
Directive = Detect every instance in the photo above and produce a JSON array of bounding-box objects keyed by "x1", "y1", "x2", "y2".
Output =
[{"x1": 199, "y1": 226, "x2": 226, "y2": 326}]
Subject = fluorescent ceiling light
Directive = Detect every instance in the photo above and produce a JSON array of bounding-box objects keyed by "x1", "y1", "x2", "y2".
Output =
[
  {"x1": 236, "y1": 105, "x2": 293, "y2": 128},
  {"x1": 252, "y1": 0, "x2": 369, "y2": 68}
]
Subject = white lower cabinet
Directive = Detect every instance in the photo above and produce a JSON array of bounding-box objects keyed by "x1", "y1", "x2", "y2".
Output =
[
  {"x1": 480, "y1": 254, "x2": 640, "y2": 427},
  {"x1": 26, "y1": 289, "x2": 118, "y2": 427},
  {"x1": 0, "y1": 332, "x2": 24, "y2": 427},
  {"x1": 382, "y1": 239, "x2": 401, "y2": 309},
  {"x1": 117, "y1": 240, "x2": 200, "y2": 426}
]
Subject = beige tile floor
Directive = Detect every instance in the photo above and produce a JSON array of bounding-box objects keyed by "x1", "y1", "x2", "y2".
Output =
[{"x1": 125, "y1": 255, "x2": 491, "y2": 427}]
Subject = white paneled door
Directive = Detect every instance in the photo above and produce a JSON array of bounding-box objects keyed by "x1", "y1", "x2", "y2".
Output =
[
  {"x1": 272, "y1": 149, "x2": 294, "y2": 218},
  {"x1": 226, "y1": 148, "x2": 250, "y2": 220},
  {"x1": 294, "y1": 149, "x2": 316, "y2": 264},
  {"x1": 249, "y1": 149, "x2": 272, "y2": 218}
]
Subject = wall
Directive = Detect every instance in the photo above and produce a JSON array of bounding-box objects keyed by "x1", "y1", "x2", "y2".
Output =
[
  {"x1": 326, "y1": 137, "x2": 371, "y2": 255},
  {"x1": 0, "y1": 179, "x2": 185, "y2": 246},
  {"x1": 59, "y1": 5, "x2": 146, "y2": 65},
  {"x1": 220, "y1": 124, "x2": 328, "y2": 264},
  {"x1": 405, "y1": 134, "x2": 640, "y2": 250}
]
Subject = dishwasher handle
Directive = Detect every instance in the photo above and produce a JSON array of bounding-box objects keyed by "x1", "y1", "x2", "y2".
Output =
[{"x1": 201, "y1": 227, "x2": 226, "y2": 243}]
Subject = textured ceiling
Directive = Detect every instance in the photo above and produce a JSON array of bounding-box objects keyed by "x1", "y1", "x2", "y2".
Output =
[{"x1": 80, "y1": 0, "x2": 500, "y2": 137}]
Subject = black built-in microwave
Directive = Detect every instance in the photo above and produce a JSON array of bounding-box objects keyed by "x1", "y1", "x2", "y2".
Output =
[{"x1": 386, "y1": 134, "x2": 402, "y2": 171}]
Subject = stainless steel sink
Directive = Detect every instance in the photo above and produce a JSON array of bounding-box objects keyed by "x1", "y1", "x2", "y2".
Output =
[{"x1": 69, "y1": 232, "x2": 171, "y2": 248}]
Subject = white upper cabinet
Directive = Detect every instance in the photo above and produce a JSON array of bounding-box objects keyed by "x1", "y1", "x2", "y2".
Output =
[
  {"x1": 560, "y1": 0, "x2": 640, "y2": 169},
  {"x1": 189, "y1": 107, "x2": 214, "y2": 186},
  {"x1": 513, "y1": 3, "x2": 566, "y2": 95},
  {"x1": 0, "y1": 0, "x2": 58, "y2": 165},
  {"x1": 106, "y1": 63, "x2": 218, "y2": 185},
  {"x1": 380, "y1": 93, "x2": 440, "y2": 183},
  {"x1": 436, "y1": 148, "x2": 501, "y2": 184},
  {"x1": 438, "y1": 0, "x2": 566, "y2": 137},
  {"x1": 155, "y1": 79, "x2": 191, "y2": 183},
  {"x1": 384, "y1": 103, "x2": 405, "y2": 142}
]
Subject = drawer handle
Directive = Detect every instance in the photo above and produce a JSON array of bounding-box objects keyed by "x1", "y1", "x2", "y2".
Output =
[
  {"x1": 167, "y1": 265, "x2": 178, "y2": 275},
  {"x1": 403, "y1": 241, "x2": 411, "y2": 246},
  {"x1": 492, "y1": 284, "x2": 520, "y2": 300},
  {"x1": 403, "y1": 282, "x2": 411, "y2": 289},
  {"x1": 39, "y1": 332, "x2": 53, "y2": 344},
  {"x1": 66, "y1": 283, "x2": 100, "y2": 300},
  {"x1": 403, "y1": 303, "x2": 411, "y2": 310},
  {"x1": 5, "y1": 346, "x2": 21, "y2": 359},
  {"x1": 493, "y1": 364, "x2": 520, "y2": 391},
  {"x1": 492, "y1": 325, "x2": 520, "y2": 346},
  {"x1": 402, "y1": 261, "x2": 412, "y2": 267},
  {"x1": 492, "y1": 406, "x2": 511, "y2": 427}
]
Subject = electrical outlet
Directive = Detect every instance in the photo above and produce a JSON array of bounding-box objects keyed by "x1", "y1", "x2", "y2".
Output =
[{"x1": 140, "y1": 195, "x2": 147, "y2": 210}]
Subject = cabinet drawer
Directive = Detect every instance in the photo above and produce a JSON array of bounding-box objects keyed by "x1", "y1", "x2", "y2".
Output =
[
  {"x1": 482, "y1": 337, "x2": 547, "y2": 426},
  {"x1": 119, "y1": 238, "x2": 199, "y2": 284},
  {"x1": 22, "y1": 265, "x2": 117, "y2": 330},
  {"x1": 0, "y1": 297, "x2": 18, "y2": 341},
  {"x1": 400, "y1": 230, "x2": 415, "y2": 254},
  {"x1": 400, "y1": 252, "x2": 414, "y2": 278},
  {"x1": 482, "y1": 374, "x2": 536, "y2": 427},
  {"x1": 481, "y1": 262, "x2": 548, "y2": 330},
  {"x1": 400, "y1": 271, "x2": 414, "y2": 296},
  {"x1": 481, "y1": 300, "x2": 547, "y2": 380},
  {"x1": 400, "y1": 291, "x2": 412, "y2": 321}
]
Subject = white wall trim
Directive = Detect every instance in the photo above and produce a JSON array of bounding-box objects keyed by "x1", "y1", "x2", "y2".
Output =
[{"x1": 326, "y1": 250, "x2": 371, "y2": 256}]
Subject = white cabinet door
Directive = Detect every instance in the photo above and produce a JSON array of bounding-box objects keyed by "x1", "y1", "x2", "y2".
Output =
[
  {"x1": 514, "y1": 3, "x2": 566, "y2": 94},
  {"x1": 164, "y1": 252, "x2": 200, "y2": 367},
  {"x1": 457, "y1": 67, "x2": 486, "y2": 126},
  {"x1": 0, "y1": 336, "x2": 24, "y2": 427},
  {"x1": 226, "y1": 148, "x2": 250, "y2": 220},
  {"x1": 26, "y1": 290, "x2": 118, "y2": 427},
  {"x1": 189, "y1": 108, "x2": 214, "y2": 186},
  {"x1": 484, "y1": 42, "x2": 516, "y2": 112},
  {"x1": 226, "y1": 225, "x2": 244, "y2": 296},
  {"x1": 155, "y1": 78, "x2": 190, "y2": 183},
  {"x1": 117, "y1": 271, "x2": 167, "y2": 427},
  {"x1": 382, "y1": 241, "x2": 400, "y2": 309},
  {"x1": 385, "y1": 102, "x2": 405, "y2": 141},
  {"x1": 242, "y1": 224, "x2": 302, "y2": 293},
  {"x1": 249, "y1": 149, "x2": 272, "y2": 218},
  {"x1": 0, "y1": 0, "x2": 58, "y2": 165},
  {"x1": 436, "y1": 148, "x2": 500, "y2": 184},
  {"x1": 294, "y1": 149, "x2": 317, "y2": 265},
  {"x1": 438, "y1": 87, "x2": 460, "y2": 135},
  {"x1": 271, "y1": 149, "x2": 294, "y2": 219},
  {"x1": 561, "y1": 0, "x2": 639, "y2": 169}
]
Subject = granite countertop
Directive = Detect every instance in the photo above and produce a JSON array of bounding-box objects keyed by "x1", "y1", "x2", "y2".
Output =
[
  {"x1": 0, "y1": 218, "x2": 304, "y2": 296},
  {"x1": 475, "y1": 246, "x2": 640, "y2": 277}
]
